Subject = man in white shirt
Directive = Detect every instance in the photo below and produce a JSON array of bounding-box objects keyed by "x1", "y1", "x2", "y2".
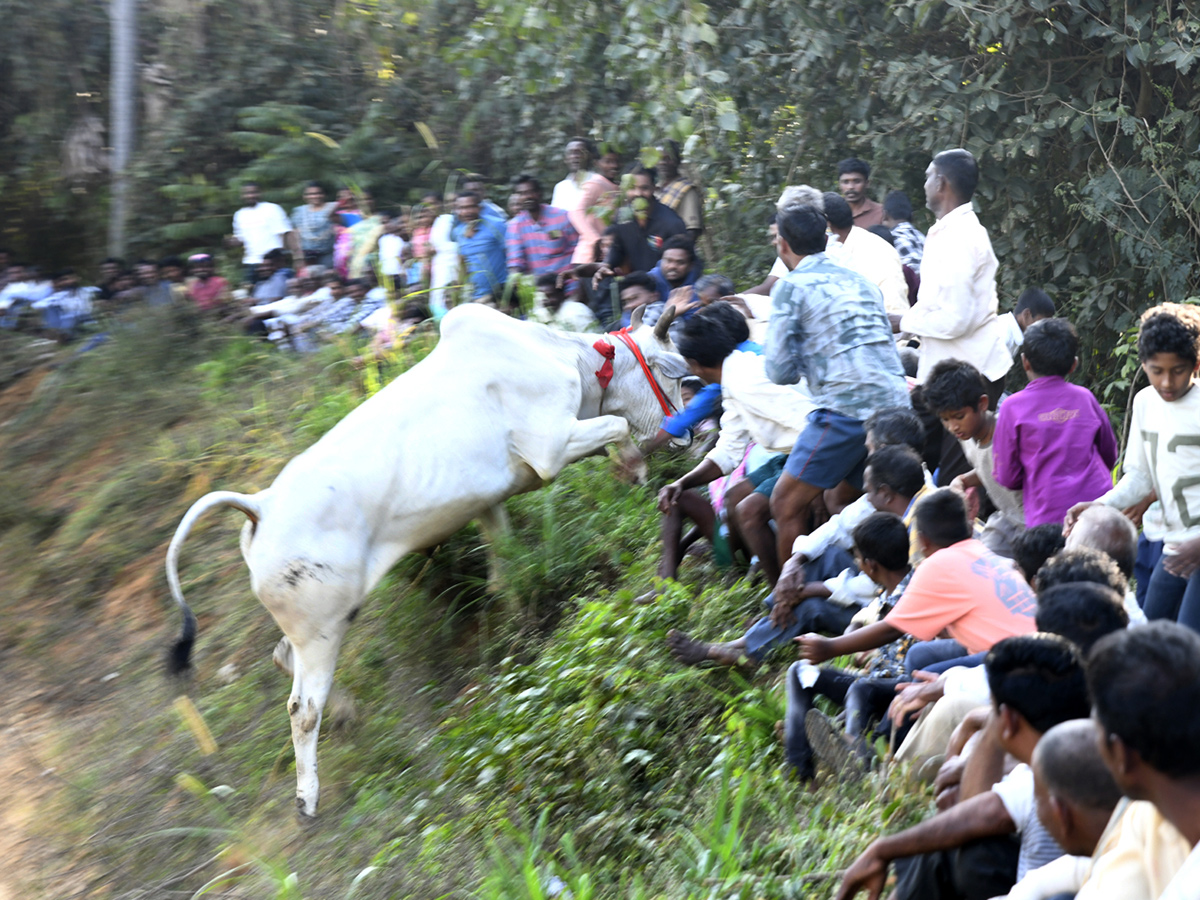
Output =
[
  {"x1": 822, "y1": 192, "x2": 909, "y2": 319},
  {"x1": 742, "y1": 186, "x2": 824, "y2": 296},
  {"x1": 230, "y1": 182, "x2": 298, "y2": 285},
  {"x1": 550, "y1": 137, "x2": 594, "y2": 214},
  {"x1": 835, "y1": 634, "x2": 1089, "y2": 900},
  {"x1": 1087, "y1": 622, "x2": 1200, "y2": 900},
  {"x1": 900, "y1": 150, "x2": 1012, "y2": 400}
]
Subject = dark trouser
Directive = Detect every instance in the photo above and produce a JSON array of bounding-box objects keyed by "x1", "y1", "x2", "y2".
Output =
[
  {"x1": 1145, "y1": 556, "x2": 1200, "y2": 633},
  {"x1": 891, "y1": 836, "x2": 1020, "y2": 900},
  {"x1": 742, "y1": 594, "x2": 856, "y2": 662},
  {"x1": 904, "y1": 639, "x2": 968, "y2": 673},
  {"x1": 920, "y1": 650, "x2": 987, "y2": 676},
  {"x1": 783, "y1": 665, "x2": 903, "y2": 777},
  {"x1": 1135, "y1": 536, "x2": 1164, "y2": 610}
]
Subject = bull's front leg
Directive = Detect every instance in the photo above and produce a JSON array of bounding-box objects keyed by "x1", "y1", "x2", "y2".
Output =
[
  {"x1": 561, "y1": 415, "x2": 647, "y2": 484},
  {"x1": 476, "y1": 504, "x2": 510, "y2": 593}
]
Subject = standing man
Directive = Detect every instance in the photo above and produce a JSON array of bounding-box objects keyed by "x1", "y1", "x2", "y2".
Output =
[
  {"x1": 292, "y1": 182, "x2": 336, "y2": 268},
  {"x1": 822, "y1": 192, "x2": 909, "y2": 319},
  {"x1": 451, "y1": 190, "x2": 508, "y2": 304},
  {"x1": 570, "y1": 146, "x2": 622, "y2": 264},
  {"x1": 766, "y1": 202, "x2": 910, "y2": 570},
  {"x1": 231, "y1": 182, "x2": 297, "y2": 285},
  {"x1": 881, "y1": 190, "x2": 926, "y2": 274},
  {"x1": 655, "y1": 140, "x2": 703, "y2": 241},
  {"x1": 900, "y1": 149, "x2": 1011, "y2": 400},
  {"x1": 550, "y1": 137, "x2": 594, "y2": 214},
  {"x1": 462, "y1": 173, "x2": 508, "y2": 222},
  {"x1": 505, "y1": 174, "x2": 578, "y2": 279},
  {"x1": 837, "y1": 158, "x2": 884, "y2": 229},
  {"x1": 591, "y1": 164, "x2": 687, "y2": 286}
]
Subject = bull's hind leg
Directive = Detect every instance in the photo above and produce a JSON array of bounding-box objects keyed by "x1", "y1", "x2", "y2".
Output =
[
  {"x1": 274, "y1": 636, "x2": 356, "y2": 730},
  {"x1": 285, "y1": 626, "x2": 346, "y2": 819}
]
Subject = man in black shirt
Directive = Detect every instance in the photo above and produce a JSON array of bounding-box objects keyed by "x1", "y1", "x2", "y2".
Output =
[{"x1": 592, "y1": 164, "x2": 687, "y2": 286}]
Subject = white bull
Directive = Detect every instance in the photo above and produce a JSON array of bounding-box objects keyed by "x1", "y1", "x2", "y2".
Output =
[{"x1": 165, "y1": 303, "x2": 687, "y2": 818}]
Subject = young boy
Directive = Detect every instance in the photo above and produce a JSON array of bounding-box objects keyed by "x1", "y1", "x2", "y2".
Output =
[
  {"x1": 992, "y1": 318, "x2": 1119, "y2": 528},
  {"x1": 783, "y1": 512, "x2": 915, "y2": 780},
  {"x1": 999, "y1": 287, "x2": 1056, "y2": 358},
  {"x1": 923, "y1": 358, "x2": 1025, "y2": 557},
  {"x1": 1068, "y1": 303, "x2": 1200, "y2": 631}
]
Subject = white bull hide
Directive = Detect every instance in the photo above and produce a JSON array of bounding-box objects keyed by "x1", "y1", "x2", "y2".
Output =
[{"x1": 165, "y1": 303, "x2": 687, "y2": 818}]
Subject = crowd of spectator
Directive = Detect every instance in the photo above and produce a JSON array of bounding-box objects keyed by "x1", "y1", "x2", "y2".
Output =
[{"x1": 4, "y1": 140, "x2": 1199, "y2": 900}]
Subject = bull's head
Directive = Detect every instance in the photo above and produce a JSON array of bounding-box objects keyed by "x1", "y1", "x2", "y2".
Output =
[{"x1": 622, "y1": 304, "x2": 691, "y2": 444}]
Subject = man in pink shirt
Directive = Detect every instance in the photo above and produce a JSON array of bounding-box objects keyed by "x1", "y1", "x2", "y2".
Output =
[{"x1": 796, "y1": 489, "x2": 1037, "y2": 669}]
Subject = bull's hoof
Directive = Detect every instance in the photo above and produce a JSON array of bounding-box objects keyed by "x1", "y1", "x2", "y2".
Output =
[
  {"x1": 295, "y1": 795, "x2": 319, "y2": 825},
  {"x1": 325, "y1": 686, "x2": 358, "y2": 731}
]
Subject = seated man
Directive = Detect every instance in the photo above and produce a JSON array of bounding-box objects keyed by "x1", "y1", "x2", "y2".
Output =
[
  {"x1": 783, "y1": 512, "x2": 914, "y2": 781},
  {"x1": 667, "y1": 445, "x2": 926, "y2": 666},
  {"x1": 655, "y1": 302, "x2": 815, "y2": 590},
  {"x1": 796, "y1": 489, "x2": 1036, "y2": 673},
  {"x1": 914, "y1": 582, "x2": 1129, "y2": 810},
  {"x1": 37, "y1": 268, "x2": 98, "y2": 342},
  {"x1": 1088, "y1": 622, "x2": 1200, "y2": 899},
  {"x1": 778, "y1": 407, "x2": 928, "y2": 602},
  {"x1": 532, "y1": 272, "x2": 597, "y2": 332},
  {"x1": 890, "y1": 557, "x2": 1126, "y2": 772},
  {"x1": 835, "y1": 634, "x2": 1091, "y2": 900},
  {"x1": 1000, "y1": 718, "x2": 1187, "y2": 900}
]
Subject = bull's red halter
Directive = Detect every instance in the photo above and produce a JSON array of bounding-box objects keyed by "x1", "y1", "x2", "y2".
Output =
[{"x1": 592, "y1": 329, "x2": 677, "y2": 417}]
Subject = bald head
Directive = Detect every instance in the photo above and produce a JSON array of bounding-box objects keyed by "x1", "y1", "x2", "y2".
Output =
[
  {"x1": 1033, "y1": 719, "x2": 1122, "y2": 813},
  {"x1": 1066, "y1": 505, "x2": 1137, "y2": 578}
]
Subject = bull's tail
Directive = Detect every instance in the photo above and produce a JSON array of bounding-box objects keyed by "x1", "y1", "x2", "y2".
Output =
[{"x1": 165, "y1": 490, "x2": 264, "y2": 675}]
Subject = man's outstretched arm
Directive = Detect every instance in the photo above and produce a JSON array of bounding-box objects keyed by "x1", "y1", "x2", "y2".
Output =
[{"x1": 835, "y1": 791, "x2": 1015, "y2": 900}]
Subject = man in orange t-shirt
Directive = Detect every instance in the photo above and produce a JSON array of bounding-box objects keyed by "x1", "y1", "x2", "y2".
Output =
[{"x1": 796, "y1": 488, "x2": 1036, "y2": 667}]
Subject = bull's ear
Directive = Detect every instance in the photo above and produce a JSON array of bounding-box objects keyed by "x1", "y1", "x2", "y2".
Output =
[{"x1": 656, "y1": 352, "x2": 691, "y2": 380}]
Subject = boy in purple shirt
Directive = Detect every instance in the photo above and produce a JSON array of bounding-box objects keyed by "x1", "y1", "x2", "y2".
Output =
[{"x1": 992, "y1": 318, "x2": 1119, "y2": 527}]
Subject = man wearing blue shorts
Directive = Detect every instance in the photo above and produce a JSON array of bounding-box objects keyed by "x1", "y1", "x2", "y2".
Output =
[{"x1": 765, "y1": 202, "x2": 911, "y2": 570}]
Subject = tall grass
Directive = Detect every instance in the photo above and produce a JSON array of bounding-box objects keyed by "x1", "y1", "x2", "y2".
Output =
[{"x1": 0, "y1": 312, "x2": 934, "y2": 899}]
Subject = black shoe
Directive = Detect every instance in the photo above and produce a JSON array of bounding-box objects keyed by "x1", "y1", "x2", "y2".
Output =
[{"x1": 805, "y1": 709, "x2": 867, "y2": 782}]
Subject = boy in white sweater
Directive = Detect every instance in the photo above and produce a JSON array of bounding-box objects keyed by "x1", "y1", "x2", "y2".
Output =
[{"x1": 1067, "y1": 303, "x2": 1200, "y2": 632}]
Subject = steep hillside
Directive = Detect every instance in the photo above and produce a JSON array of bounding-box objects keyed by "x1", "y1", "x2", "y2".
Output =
[{"x1": 0, "y1": 314, "x2": 932, "y2": 899}]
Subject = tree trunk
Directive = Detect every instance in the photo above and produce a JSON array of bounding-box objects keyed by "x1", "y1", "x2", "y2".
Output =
[{"x1": 108, "y1": 0, "x2": 137, "y2": 257}]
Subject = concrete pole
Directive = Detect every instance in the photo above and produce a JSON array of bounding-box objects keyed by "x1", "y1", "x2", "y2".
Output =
[{"x1": 108, "y1": 0, "x2": 136, "y2": 257}]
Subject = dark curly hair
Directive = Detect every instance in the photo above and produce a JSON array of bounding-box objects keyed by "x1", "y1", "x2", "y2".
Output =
[{"x1": 1138, "y1": 303, "x2": 1200, "y2": 368}]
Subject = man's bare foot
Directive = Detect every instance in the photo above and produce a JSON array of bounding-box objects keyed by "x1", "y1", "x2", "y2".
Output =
[{"x1": 666, "y1": 629, "x2": 745, "y2": 666}]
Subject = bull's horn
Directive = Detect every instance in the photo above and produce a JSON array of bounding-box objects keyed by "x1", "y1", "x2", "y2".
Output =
[
  {"x1": 653, "y1": 304, "x2": 678, "y2": 342},
  {"x1": 629, "y1": 303, "x2": 647, "y2": 332}
]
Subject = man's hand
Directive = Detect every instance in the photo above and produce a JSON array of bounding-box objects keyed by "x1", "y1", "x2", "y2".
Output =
[
  {"x1": 718, "y1": 294, "x2": 754, "y2": 317},
  {"x1": 946, "y1": 705, "x2": 993, "y2": 759},
  {"x1": 591, "y1": 264, "x2": 615, "y2": 290},
  {"x1": 1165, "y1": 536, "x2": 1200, "y2": 579},
  {"x1": 657, "y1": 481, "x2": 684, "y2": 514},
  {"x1": 933, "y1": 755, "x2": 966, "y2": 810},
  {"x1": 667, "y1": 286, "x2": 700, "y2": 315},
  {"x1": 835, "y1": 844, "x2": 889, "y2": 900},
  {"x1": 795, "y1": 633, "x2": 835, "y2": 664},
  {"x1": 775, "y1": 555, "x2": 808, "y2": 607},
  {"x1": 1063, "y1": 501, "x2": 1097, "y2": 536},
  {"x1": 949, "y1": 474, "x2": 968, "y2": 496},
  {"x1": 888, "y1": 670, "x2": 944, "y2": 729},
  {"x1": 1122, "y1": 492, "x2": 1156, "y2": 529}
]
